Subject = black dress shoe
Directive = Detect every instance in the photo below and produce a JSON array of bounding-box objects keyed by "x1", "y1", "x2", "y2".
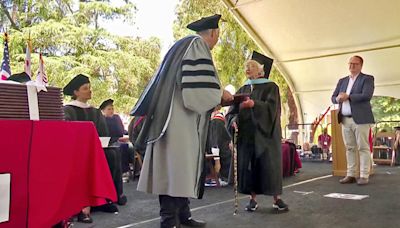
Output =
[
  {"x1": 77, "y1": 212, "x2": 93, "y2": 223},
  {"x1": 180, "y1": 218, "x2": 206, "y2": 227},
  {"x1": 118, "y1": 195, "x2": 127, "y2": 205},
  {"x1": 93, "y1": 202, "x2": 119, "y2": 213}
]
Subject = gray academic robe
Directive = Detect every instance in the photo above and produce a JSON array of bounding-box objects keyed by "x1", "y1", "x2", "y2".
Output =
[{"x1": 136, "y1": 35, "x2": 222, "y2": 198}]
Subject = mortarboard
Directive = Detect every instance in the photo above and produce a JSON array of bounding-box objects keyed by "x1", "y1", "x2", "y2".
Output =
[
  {"x1": 7, "y1": 72, "x2": 31, "y2": 83},
  {"x1": 187, "y1": 14, "x2": 221, "y2": 32},
  {"x1": 63, "y1": 74, "x2": 90, "y2": 96},
  {"x1": 99, "y1": 99, "x2": 114, "y2": 110},
  {"x1": 251, "y1": 51, "x2": 274, "y2": 78}
]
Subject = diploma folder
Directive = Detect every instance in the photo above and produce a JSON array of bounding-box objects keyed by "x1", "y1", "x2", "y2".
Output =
[{"x1": 221, "y1": 93, "x2": 250, "y2": 106}]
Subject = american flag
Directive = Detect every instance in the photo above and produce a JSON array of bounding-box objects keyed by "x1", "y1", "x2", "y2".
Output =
[
  {"x1": 1, "y1": 32, "x2": 11, "y2": 80},
  {"x1": 24, "y1": 38, "x2": 32, "y2": 78}
]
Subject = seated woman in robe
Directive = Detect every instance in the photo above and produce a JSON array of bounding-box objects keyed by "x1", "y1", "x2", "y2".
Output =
[
  {"x1": 63, "y1": 74, "x2": 121, "y2": 223},
  {"x1": 99, "y1": 99, "x2": 132, "y2": 179}
]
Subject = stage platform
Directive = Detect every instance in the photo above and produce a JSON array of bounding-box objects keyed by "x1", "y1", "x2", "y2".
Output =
[{"x1": 73, "y1": 162, "x2": 400, "y2": 228}]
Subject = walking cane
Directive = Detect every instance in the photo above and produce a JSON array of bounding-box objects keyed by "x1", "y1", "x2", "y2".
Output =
[{"x1": 233, "y1": 126, "x2": 239, "y2": 215}]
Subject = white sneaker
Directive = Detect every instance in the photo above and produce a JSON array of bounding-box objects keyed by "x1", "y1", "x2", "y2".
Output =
[{"x1": 219, "y1": 179, "x2": 228, "y2": 187}]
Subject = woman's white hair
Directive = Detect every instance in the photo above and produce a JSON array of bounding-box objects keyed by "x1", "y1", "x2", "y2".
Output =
[{"x1": 245, "y1": 59, "x2": 264, "y2": 76}]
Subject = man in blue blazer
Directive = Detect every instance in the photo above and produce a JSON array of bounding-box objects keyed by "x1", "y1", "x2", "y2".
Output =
[{"x1": 331, "y1": 55, "x2": 375, "y2": 185}]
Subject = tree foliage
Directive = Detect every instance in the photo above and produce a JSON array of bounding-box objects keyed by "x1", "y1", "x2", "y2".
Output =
[
  {"x1": 371, "y1": 96, "x2": 400, "y2": 131},
  {"x1": 0, "y1": 0, "x2": 161, "y2": 114}
]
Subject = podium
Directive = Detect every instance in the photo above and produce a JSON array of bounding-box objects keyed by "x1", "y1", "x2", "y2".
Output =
[
  {"x1": 331, "y1": 109, "x2": 373, "y2": 177},
  {"x1": 331, "y1": 109, "x2": 347, "y2": 176}
]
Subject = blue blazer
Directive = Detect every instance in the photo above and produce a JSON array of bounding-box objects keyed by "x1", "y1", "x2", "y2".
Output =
[{"x1": 331, "y1": 73, "x2": 375, "y2": 124}]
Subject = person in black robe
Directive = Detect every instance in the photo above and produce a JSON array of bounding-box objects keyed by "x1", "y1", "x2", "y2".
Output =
[
  {"x1": 99, "y1": 99, "x2": 132, "y2": 179},
  {"x1": 227, "y1": 51, "x2": 288, "y2": 212},
  {"x1": 62, "y1": 74, "x2": 122, "y2": 223},
  {"x1": 206, "y1": 110, "x2": 232, "y2": 185}
]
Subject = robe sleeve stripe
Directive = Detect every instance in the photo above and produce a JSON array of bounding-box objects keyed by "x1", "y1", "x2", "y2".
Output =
[
  {"x1": 182, "y1": 82, "x2": 220, "y2": 89},
  {"x1": 182, "y1": 62, "x2": 215, "y2": 73},
  {"x1": 182, "y1": 70, "x2": 215, "y2": 77},
  {"x1": 182, "y1": 75, "x2": 219, "y2": 84},
  {"x1": 182, "y1": 59, "x2": 213, "y2": 66}
]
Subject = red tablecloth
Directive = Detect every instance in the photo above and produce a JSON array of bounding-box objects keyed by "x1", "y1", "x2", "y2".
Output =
[{"x1": 0, "y1": 120, "x2": 117, "y2": 228}]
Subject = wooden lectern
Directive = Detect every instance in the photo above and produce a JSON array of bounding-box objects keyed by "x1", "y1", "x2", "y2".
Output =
[
  {"x1": 331, "y1": 109, "x2": 373, "y2": 177},
  {"x1": 331, "y1": 109, "x2": 347, "y2": 176}
]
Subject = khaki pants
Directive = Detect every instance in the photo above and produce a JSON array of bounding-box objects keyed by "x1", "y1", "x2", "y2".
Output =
[{"x1": 341, "y1": 117, "x2": 372, "y2": 178}]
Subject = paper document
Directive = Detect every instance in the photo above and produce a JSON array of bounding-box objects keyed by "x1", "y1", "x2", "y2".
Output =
[
  {"x1": 99, "y1": 137, "x2": 111, "y2": 148},
  {"x1": 0, "y1": 173, "x2": 11, "y2": 223},
  {"x1": 324, "y1": 193, "x2": 369, "y2": 200}
]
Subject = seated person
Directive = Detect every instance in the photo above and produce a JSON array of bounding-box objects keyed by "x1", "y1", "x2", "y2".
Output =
[
  {"x1": 311, "y1": 144, "x2": 322, "y2": 159},
  {"x1": 128, "y1": 115, "x2": 146, "y2": 177},
  {"x1": 128, "y1": 115, "x2": 146, "y2": 156},
  {"x1": 63, "y1": 74, "x2": 123, "y2": 223},
  {"x1": 99, "y1": 99, "x2": 132, "y2": 180},
  {"x1": 206, "y1": 110, "x2": 232, "y2": 186},
  {"x1": 302, "y1": 142, "x2": 312, "y2": 158}
]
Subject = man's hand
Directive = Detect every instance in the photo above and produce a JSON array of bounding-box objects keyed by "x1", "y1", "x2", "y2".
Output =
[
  {"x1": 221, "y1": 89, "x2": 234, "y2": 103},
  {"x1": 336, "y1": 92, "x2": 349, "y2": 103}
]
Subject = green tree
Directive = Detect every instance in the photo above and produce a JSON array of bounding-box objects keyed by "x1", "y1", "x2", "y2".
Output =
[
  {"x1": 0, "y1": 0, "x2": 160, "y2": 114},
  {"x1": 371, "y1": 96, "x2": 400, "y2": 131}
]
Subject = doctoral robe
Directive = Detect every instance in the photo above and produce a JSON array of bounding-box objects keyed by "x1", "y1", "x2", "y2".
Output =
[
  {"x1": 134, "y1": 35, "x2": 222, "y2": 198},
  {"x1": 64, "y1": 105, "x2": 108, "y2": 137}
]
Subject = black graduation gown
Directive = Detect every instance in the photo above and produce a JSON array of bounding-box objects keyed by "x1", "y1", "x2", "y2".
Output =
[
  {"x1": 64, "y1": 105, "x2": 124, "y2": 198},
  {"x1": 207, "y1": 118, "x2": 232, "y2": 179},
  {"x1": 64, "y1": 105, "x2": 109, "y2": 137},
  {"x1": 228, "y1": 81, "x2": 282, "y2": 195}
]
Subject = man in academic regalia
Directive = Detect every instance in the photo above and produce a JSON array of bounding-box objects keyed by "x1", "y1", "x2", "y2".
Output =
[
  {"x1": 227, "y1": 51, "x2": 289, "y2": 212},
  {"x1": 63, "y1": 74, "x2": 124, "y2": 223},
  {"x1": 131, "y1": 14, "x2": 233, "y2": 228}
]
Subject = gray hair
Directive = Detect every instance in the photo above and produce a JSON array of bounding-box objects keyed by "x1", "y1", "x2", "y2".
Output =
[
  {"x1": 245, "y1": 59, "x2": 264, "y2": 76},
  {"x1": 197, "y1": 29, "x2": 212, "y2": 36}
]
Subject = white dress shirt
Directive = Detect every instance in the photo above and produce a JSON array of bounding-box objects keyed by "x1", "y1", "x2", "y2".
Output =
[{"x1": 340, "y1": 74, "x2": 358, "y2": 116}]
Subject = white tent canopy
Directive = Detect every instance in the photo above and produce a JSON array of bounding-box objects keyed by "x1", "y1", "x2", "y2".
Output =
[{"x1": 222, "y1": 0, "x2": 400, "y2": 122}]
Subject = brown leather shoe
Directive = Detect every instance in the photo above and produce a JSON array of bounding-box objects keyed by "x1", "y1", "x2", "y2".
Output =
[
  {"x1": 357, "y1": 177, "x2": 369, "y2": 185},
  {"x1": 339, "y1": 176, "x2": 356, "y2": 184}
]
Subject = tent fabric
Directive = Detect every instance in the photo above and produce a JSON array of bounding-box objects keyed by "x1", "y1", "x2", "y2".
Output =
[{"x1": 222, "y1": 0, "x2": 400, "y2": 122}]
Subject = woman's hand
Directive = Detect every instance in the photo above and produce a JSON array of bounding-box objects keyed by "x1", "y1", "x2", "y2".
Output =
[{"x1": 239, "y1": 97, "x2": 254, "y2": 109}]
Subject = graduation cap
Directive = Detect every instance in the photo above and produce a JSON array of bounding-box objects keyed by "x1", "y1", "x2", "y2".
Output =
[
  {"x1": 63, "y1": 74, "x2": 90, "y2": 96},
  {"x1": 251, "y1": 51, "x2": 274, "y2": 78},
  {"x1": 99, "y1": 99, "x2": 114, "y2": 110},
  {"x1": 7, "y1": 72, "x2": 31, "y2": 83},
  {"x1": 187, "y1": 14, "x2": 221, "y2": 32}
]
